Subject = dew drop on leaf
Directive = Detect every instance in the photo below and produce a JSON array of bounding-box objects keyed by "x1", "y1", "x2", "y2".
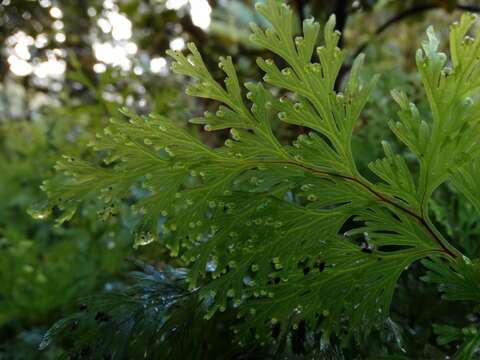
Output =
[
  {"x1": 28, "y1": 204, "x2": 52, "y2": 220},
  {"x1": 133, "y1": 231, "x2": 156, "y2": 248},
  {"x1": 206, "y1": 260, "x2": 217, "y2": 272}
]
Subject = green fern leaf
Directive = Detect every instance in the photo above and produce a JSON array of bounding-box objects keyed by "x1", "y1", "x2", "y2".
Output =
[{"x1": 41, "y1": 0, "x2": 480, "y2": 346}]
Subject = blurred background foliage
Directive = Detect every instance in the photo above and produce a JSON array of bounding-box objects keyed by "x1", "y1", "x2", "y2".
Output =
[{"x1": 2, "y1": 0, "x2": 480, "y2": 359}]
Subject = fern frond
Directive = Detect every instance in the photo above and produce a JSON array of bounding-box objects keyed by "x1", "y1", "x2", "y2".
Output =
[
  {"x1": 422, "y1": 256, "x2": 480, "y2": 302},
  {"x1": 390, "y1": 14, "x2": 480, "y2": 214},
  {"x1": 38, "y1": 263, "x2": 234, "y2": 359},
  {"x1": 41, "y1": 0, "x2": 480, "y2": 346}
]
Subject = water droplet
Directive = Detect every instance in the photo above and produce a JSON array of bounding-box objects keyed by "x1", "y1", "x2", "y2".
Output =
[
  {"x1": 164, "y1": 147, "x2": 175, "y2": 157},
  {"x1": 28, "y1": 204, "x2": 51, "y2": 220},
  {"x1": 253, "y1": 218, "x2": 263, "y2": 225},
  {"x1": 208, "y1": 201, "x2": 216, "y2": 208},
  {"x1": 294, "y1": 305, "x2": 303, "y2": 314},
  {"x1": 134, "y1": 231, "x2": 156, "y2": 248},
  {"x1": 311, "y1": 63, "x2": 321, "y2": 72},
  {"x1": 464, "y1": 97, "x2": 473, "y2": 106},
  {"x1": 295, "y1": 36, "x2": 304, "y2": 45},
  {"x1": 443, "y1": 66, "x2": 452, "y2": 76},
  {"x1": 230, "y1": 128, "x2": 241, "y2": 141},
  {"x1": 464, "y1": 35, "x2": 475, "y2": 44},
  {"x1": 243, "y1": 275, "x2": 255, "y2": 286},
  {"x1": 206, "y1": 259, "x2": 217, "y2": 272},
  {"x1": 300, "y1": 184, "x2": 312, "y2": 191}
]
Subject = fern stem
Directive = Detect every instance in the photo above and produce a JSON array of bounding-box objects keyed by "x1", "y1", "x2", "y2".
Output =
[{"x1": 255, "y1": 159, "x2": 458, "y2": 259}]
